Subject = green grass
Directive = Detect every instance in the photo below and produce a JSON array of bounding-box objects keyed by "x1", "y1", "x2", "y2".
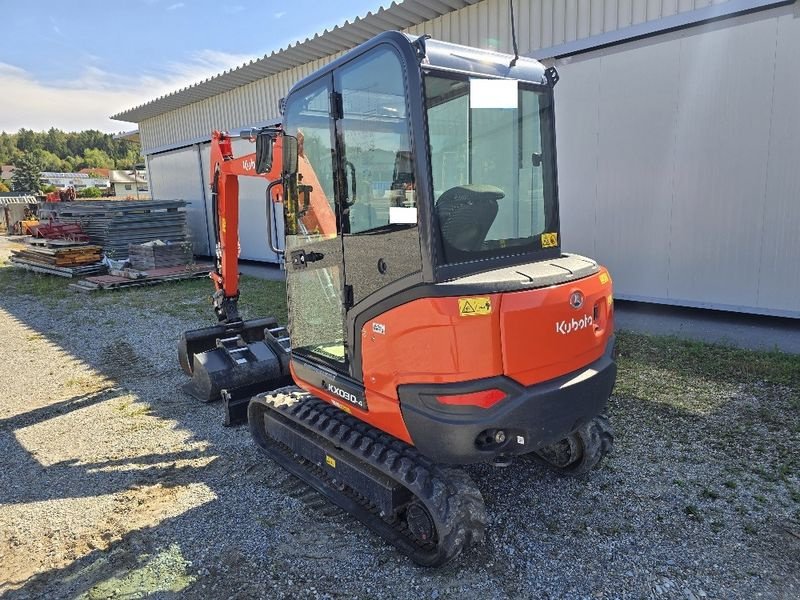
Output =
[
  {"x1": 0, "y1": 260, "x2": 288, "y2": 324},
  {"x1": 116, "y1": 275, "x2": 288, "y2": 323},
  {"x1": 0, "y1": 264, "x2": 72, "y2": 300},
  {"x1": 616, "y1": 331, "x2": 800, "y2": 402}
]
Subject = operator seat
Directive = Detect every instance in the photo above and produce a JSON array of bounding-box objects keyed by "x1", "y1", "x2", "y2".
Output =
[{"x1": 436, "y1": 184, "x2": 504, "y2": 256}]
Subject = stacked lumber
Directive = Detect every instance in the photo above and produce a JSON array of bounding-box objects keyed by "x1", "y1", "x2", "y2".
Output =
[
  {"x1": 69, "y1": 263, "x2": 212, "y2": 292},
  {"x1": 128, "y1": 241, "x2": 193, "y2": 270},
  {"x1": 39, "y1": 200, "x2": 189, "y2": 259},
  {"x1": 10, "y1": 240, "x2": 106, "y2": 278}
]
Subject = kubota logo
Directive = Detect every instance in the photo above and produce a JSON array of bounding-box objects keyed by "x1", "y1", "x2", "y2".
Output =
[
  {"x1": 555, "y1": 314, "x2": 593, "y2": 335},
  {"x1": 242, "y1": 158, "x2": 255, "y2": 171},
  {"x1": 325, "y1": 383, "x2": 357, "y2": 404}
]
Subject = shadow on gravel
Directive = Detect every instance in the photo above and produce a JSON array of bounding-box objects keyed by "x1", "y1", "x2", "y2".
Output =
[{"x1": 0, "y1": 388, "x2": 119, "y2": 431}]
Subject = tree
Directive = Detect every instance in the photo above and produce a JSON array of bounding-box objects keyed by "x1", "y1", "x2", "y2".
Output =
[
  {"x1": 31, "y1": 148, "x2": 67, "y2": 172},
  {"x1": 43, "y1": 127, "x2": 67, "y2": 157},
  {"x1": 11, "y1": 153, "x2": 43, "y2": 193},
  {"x1": 0, "y1": 181, "x2": 10, "y2": 193},
  {"x1": 78, "y1": 186, "x2": 102, "y2": 198},
  {"x1": 80, "y1": 148, "x2": 114, "y2": 170}
]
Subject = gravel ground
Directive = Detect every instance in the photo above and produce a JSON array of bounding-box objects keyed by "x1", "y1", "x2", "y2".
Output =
[{"x1": 1, "y1": 239, "x2": 798, "y2": 599}]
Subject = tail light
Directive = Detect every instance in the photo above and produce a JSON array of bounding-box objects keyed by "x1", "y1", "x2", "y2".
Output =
[{"x1": 436, "y1": 388, "x2": 507, "y2": 409}]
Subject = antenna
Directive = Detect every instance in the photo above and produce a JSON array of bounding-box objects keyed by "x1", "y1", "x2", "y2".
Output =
[{"x1": 509, "y1": 0, "x2": 519, "y2": 67}]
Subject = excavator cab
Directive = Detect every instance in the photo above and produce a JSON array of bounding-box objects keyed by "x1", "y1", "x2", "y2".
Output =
[{"x1": 262, "y1": 32, "x2": 615, "y2": 460}]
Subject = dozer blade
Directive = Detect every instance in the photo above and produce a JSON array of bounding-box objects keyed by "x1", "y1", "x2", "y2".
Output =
[{"x1": 179, "y1": 318, "x2": 291, "y2": 418}]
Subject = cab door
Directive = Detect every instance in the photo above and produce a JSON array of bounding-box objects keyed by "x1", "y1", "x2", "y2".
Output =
[
  {"x1": 282, "y1": 76, "x2": 348, "y2": 372},
  {"x1": 335, "y1": 45, "x2": 423, "y2": 308}
]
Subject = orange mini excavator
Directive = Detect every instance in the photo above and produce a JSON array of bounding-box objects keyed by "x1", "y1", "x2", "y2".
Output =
[{"x1": 178, "y1": 32, "x2": 616, "y2": 566}]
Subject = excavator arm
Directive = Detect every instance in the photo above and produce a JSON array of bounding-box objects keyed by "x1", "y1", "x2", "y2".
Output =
[{"x1": 209, "y1": 128, "x2": 284, "y2": 323}]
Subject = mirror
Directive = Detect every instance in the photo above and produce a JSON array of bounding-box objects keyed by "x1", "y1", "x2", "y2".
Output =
[
  {"x1": 281, "y1": 135, "x2": 299, "y2": 177},
  {"x1": 255, "y1": 132, "x2": 274, "y2": 174}
]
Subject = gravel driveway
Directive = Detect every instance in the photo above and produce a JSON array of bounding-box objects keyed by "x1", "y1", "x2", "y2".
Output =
[{"x1": 1, "y1": 240, "x2": 798, "y2": 599}]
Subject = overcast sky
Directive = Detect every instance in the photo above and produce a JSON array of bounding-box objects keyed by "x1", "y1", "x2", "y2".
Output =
[{"x1": 0, "y1": 0, "x2": 385, "y2": 133}]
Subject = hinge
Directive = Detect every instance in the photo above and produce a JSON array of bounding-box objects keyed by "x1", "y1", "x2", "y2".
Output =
[
  {"x1": 544, "y1": 66, "x2": 560, "y2": 87},
  {"x1": 330, "y1": 92, "x2": 343, "y2": 120},
  {"x1": 344, "y1": 284, "x2": 354, "y2": 309}
]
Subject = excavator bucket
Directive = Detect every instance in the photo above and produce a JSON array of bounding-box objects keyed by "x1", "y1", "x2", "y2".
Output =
[{"x1": 178, "y1": 317, "x2": 291, "y2": 421}]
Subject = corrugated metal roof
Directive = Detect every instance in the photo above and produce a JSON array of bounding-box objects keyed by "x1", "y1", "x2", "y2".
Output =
[
  {"x1": 112, "y1": 0, "x2": 480, "y2": 123},
  {"x1": 0, "y1": 195, "x2": 36, "y2": 205}
]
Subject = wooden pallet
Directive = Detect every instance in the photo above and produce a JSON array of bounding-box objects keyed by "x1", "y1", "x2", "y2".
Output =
[
  {"x1": 11, "y1": 245, "x2": 103, "y2": 267},
  {"x1": 10, "y1": 257, "x2": 107, "y2": 278},
  {"x1": 69, "y1": 263, "x2": 212, "y2": 292}
]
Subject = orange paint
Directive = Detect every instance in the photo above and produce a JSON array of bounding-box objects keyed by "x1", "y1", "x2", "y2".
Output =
[
  {"x1": 290, "y1": 361, "x2": 413, "y2": 444},
  {"x1": 294, "y1": 269, "x2": 614, "y2": 448},
  {"x1": 500, "y1": 269, "x2": 613, "y2": 386}
]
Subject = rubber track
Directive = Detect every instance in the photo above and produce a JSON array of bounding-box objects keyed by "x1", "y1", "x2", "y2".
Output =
[{"x1": 248, "y1": 386, "x2": 486, "y2": 567}]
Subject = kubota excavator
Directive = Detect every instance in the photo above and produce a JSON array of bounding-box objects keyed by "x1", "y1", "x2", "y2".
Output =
[{"x1": 178, "y1": 32, "x2": 616, "y2": 566}]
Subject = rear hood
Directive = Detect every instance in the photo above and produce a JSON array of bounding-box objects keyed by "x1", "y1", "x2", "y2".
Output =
[{"x1": 499, "y1": 267, "x2": 613, "y2": 387}]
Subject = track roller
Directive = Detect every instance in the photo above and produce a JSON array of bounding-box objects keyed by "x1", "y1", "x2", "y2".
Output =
[{"x1": 248, "y1": 387, "x2": 486, "y2": 567}]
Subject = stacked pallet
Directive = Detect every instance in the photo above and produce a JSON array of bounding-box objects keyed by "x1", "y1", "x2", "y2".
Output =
[
  {"x1": 10, "y1": 241, "x2": 106, "y2": 278},
  {"x1": 128, "y1": 241, "x2": 193, "y2": 270},
  {"x1": 39, "y1": 200, "x2": 189, "y2": 259},
  {"x1": 69, "y1": 263, "x2": 212, "y2": 292}
]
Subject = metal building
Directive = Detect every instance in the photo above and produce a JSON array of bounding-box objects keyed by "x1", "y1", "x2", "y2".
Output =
[{"x1": 113, "y1": 0, "x2": 800, "y2": 318}]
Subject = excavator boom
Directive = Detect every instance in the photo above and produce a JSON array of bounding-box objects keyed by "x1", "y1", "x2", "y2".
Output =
[
  {"x1": 177, "y1": 128, "x2": 292, "y2": 407},
  {"x1": 208, "y1": 129, "x2": 283, "y2": 322}
]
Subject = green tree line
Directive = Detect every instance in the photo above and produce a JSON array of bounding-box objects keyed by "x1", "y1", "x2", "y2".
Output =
[{"x1": 0, "y1": 128, "x2": 140, "y2": 173}]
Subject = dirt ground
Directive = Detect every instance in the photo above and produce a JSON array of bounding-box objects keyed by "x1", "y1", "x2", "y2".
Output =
[{"x1": 1, "y1": 237, "x2": 799, "y2": 599}]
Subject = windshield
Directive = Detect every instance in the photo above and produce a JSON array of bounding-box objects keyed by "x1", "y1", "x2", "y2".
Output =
[{"x1": 424, "y1": 74, "x2": 558, "y2": 265}]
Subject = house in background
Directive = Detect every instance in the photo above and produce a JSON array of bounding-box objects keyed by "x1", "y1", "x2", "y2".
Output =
[
  {"x1": 109, "y1": 169, "x2": 149, "y2": 199},
  {"x1": 40, "y1": 172, "x2": 110, "y2": 192}
]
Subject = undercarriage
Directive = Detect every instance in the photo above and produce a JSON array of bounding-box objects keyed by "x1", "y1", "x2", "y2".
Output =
[{"x1": 248, "y1": 387, "x2": 487, "y2": 566}]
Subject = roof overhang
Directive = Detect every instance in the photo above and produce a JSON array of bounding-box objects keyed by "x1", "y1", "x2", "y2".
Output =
[{"x1": 111, "y1": 0, "x2": 480, "y2": 123}]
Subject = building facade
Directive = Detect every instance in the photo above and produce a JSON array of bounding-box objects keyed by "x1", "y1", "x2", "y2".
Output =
[{"x1": 113, "y1": 0, "x2": 800, "y2": 318}]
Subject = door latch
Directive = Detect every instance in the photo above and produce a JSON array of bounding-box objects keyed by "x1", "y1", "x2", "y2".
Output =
[
  {"x1": 290, "y1": 250, "x2": 307, "y2": 269},
  {"x1": 290, "y1": 250, "x2": 324, "y2": 269}
]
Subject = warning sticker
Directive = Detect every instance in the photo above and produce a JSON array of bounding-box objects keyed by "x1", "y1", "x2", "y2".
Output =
[
  {"x1": 599, "y1": 272, "x2": 609, "y2": 285},
  {"x1": 458, "y1": 297, "x2": 492, "y2": 316},
  {"x1": 541, "y1": 232, "x2": 558, "y2": 248},
  {"x1": 325, "y1": 455, "x2": 336, "y2": 468}
]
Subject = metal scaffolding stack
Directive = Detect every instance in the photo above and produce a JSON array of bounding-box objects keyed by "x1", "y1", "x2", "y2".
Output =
[{"x1": 39, "y1": 200, "x2": 189, "y2": 259}]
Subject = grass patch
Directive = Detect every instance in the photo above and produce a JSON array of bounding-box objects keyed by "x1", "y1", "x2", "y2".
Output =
[
  {"x1": 616, "y1": 331, "x2": 800, "y2": 404},
  {"x1": 0, "y1": 266, "x2": 71, "y2": 300},
  {"x1": 111, "y1": 274, "x2": 288, "y2": 324}
]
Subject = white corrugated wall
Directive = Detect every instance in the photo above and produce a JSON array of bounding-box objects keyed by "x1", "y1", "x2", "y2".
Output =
[{"x1": 556, "y1": 4, "x2": 800, "y2": 316}]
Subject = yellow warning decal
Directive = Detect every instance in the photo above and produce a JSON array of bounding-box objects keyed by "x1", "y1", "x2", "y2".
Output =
[
  {"x1": 541, "y1": 232, "x2": 558, "y2": 248},
  {"x1": 599, "y1": 272, "x2": 609, "y2": 285},
  {"x1": 458, "y1": 297, "x2": 492, "y2": 317},
  {"x1": 325, "y1": 455, "x2": 336, "y2": 468}
]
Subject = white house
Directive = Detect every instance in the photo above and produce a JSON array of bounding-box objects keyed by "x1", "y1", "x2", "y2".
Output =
[{"x1": 109, "y1": 170, "x2": 150, "y2": 199}]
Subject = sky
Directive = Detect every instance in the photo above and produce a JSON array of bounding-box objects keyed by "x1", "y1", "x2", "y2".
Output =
[{"x1": 0, "y1": 0, "x2": 387, "y2": 134}]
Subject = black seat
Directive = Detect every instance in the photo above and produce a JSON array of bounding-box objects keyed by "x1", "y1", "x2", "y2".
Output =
[{"x1": 436, "y1": 184, "x2": 504, "y2": 257}]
